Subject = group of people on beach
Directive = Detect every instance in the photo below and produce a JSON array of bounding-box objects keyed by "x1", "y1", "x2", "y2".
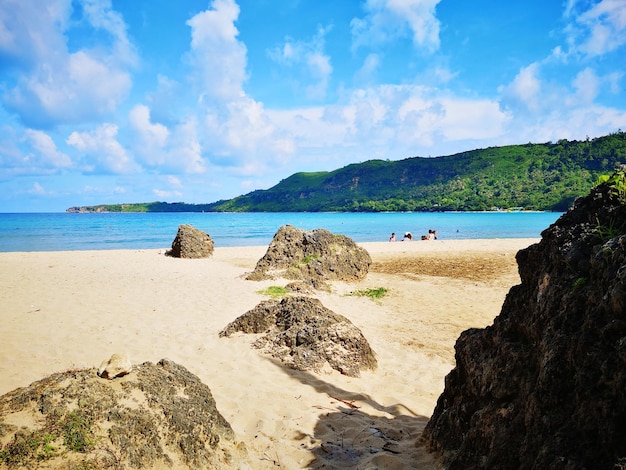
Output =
[{"x1": 389, "y1": 229, "x2": 437, "y2": 242}]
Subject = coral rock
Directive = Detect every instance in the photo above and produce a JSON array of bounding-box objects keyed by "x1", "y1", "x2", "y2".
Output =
[
  {"x1": 420, "y1": 176, "x2": 626, "y2": 469},
  {"x1": 220, "y1": 296, "x2": 377, "y2": 377},
  {"x1": 166, "y1": 224, "x2": 214, "y2": 258},
  {"x1": 246, "y1": 225, "x2": 371, "y2": 285}
]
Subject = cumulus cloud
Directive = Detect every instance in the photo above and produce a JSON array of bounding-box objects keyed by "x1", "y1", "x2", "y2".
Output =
[
  {"x1": 0, "y1": 0, "x2": 135, "y2": 128},
  {"x1": 186, "y1": 0, "x2": 247, "y2": 101},
  {"x1": 184, "y1": 1, "x2": 297, "y2": 174},
  {"x1": 351, "y1": 0, "x2": 442, "y2": 52},
  {"x1": 129, "y1": 105, "x2": 169, "y2": 150},
  {"x1": 66, "y1": 123, "x2": 134, "y2": 174},
  {"x1": 129, "y1": 104, "x2": 206, "y2": 174}
]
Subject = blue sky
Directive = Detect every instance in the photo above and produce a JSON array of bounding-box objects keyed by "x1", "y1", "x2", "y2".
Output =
[{"x1": 1, "y1": 0, "x2": 625, "y2": 211}]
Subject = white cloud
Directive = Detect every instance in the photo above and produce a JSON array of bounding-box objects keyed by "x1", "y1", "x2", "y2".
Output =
[
  {"x1": 0, "y1": 0, "x2": 70, "y2": 68},
  {"x1": 129, "y1": 105, "x2": 169, "y2": 149},
  {"x1": 439, "y1": 98, "x2": 510, "y2": 141},
  {"x1": 23, "y1": 129, "x2": 72, "y2": 169},
  {"x1": 153, "y1": 188, "x2": 182, "y2": 199},
  {"x1": 305, "y1": 52, "x2": 332, "y2": 99},
  {"x1": 203, "y1": 95, "x2": 294, "y2": 163},
  {"x1": 66, "y1": 123, "x2": 133, "y2": 174},
  {"x1": 169, "y1": 118, "x2": 206, "y2": 174},
  {"x1": 186, "y1": 0, "x2": 247, "y2": 101},
  {"x1": 0, "y1": 0, "x2": 135, "y2": 128},
  {"x1": 564, "y1": 0, "x2": 626, "y2": 57},
  {"x1": 263, "y1": 84, "x2": 511, "y2": 165},
  {"x1": 183, "y1": 3, "x2": 299, "y2": 174},
  {"x1": 129, "y1": 104, "x2": 207, "y2": 174},
  {"x1": 351, "y1": 0, "x2": 442, "y2": 52},
  {"x1": 167, "y1": 175, "x2": 182, "y2": 187},
  {"x1": 499, "y1": 63, "x2": 542, "y2": 112}
]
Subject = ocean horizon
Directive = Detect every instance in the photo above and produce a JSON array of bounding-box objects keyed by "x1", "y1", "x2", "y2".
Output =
[{"x1": 0, "y1": 211, "x2": 563, "y2": 252}]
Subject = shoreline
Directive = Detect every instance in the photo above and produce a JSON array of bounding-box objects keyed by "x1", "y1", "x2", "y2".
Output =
[
  {"x1": 0, "y1": 236, "x2": 540, "y2": 254},
  {"x1": 0, "y1": 238, "x2": 537, "y2": 468}
]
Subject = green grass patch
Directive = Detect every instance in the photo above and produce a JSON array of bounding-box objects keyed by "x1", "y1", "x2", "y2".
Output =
[
  {"x1": 62, "y1": 410, "x2": 95, "y2": 453},
  {"x1": 347, "y1": 287, "x2": 389, "y2": 303},
  {"x1": 257, "y1": 285, "x2": 289, "y2": 299}
]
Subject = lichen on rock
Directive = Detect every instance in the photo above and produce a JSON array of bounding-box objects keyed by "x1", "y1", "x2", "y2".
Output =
[
  {"x1": 245, "y1": 225, "x2": 371, "y2": 286},
  {"x1": 0, "y1": 359, "x2": 247, "y2": 469}
]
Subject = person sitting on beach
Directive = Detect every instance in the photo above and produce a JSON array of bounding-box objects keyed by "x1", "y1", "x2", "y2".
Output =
[
  {"x1": 422, "y1": 229, "x2": 438, "y2": 240},
  {"x1": 389, "y1": 232, "x2": 396, "y2": 242},
  {"x1": 402, "y1": 232, "x2": 412, "y2": 241}
]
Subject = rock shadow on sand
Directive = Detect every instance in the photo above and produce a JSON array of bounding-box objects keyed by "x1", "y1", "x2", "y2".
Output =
[{"x1": 262, "y1": 356, "x2": 438, "y2": 469}]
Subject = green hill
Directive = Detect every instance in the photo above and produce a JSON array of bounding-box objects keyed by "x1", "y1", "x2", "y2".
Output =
[{"x1": 69, "y1": 131, "x2": 626, "y2": 213}]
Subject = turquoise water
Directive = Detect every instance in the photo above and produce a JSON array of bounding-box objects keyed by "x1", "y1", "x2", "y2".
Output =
[{"x1": 0, "y1": 212, "x2": 563, "y2": 252}]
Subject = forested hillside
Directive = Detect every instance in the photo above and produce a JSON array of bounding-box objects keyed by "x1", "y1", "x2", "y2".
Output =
[
  {"x1": 69, "y1": 131, "x2": 626, "y2": 213},
  {"x1": 208, "y1": 131, "x2": 626, "y2": 212}
]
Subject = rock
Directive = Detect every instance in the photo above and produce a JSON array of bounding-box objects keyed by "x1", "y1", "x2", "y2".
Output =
[
  {"x1": 97, "y1": 353, "x2": 132, "y2": 379},
  {"x1": 166, "y1": 224, "x2": 214, "y2": 258},
  {"x1": 246, "y1": 225, "x2": 371, "y2": 285},
  {"x1": 419, "y1": 174, "x2": 626, "y2": 469},
  {"x1": 220, "y1": 296, "x2": 377, "y2": 377},
  {"x1": 0, "y1": 359, "x2": 248, "y2": 469}
]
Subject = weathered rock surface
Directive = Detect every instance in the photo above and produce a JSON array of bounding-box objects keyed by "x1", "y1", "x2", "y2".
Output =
[
  {"x1": 246, "y1": 225, "x2": 371, "y2": 285},
  {"x1": 97, "y1": 353, "x2": 132, "y2": 379},
  {"x1": 220, "y1": 296, "x2": 377, "y2": 377},
  {"x1": 420, "y1": 178, "x2": 626, "y2": 469},
  {"x1": 0, "y1": 359, "x2": 247, "y2": 469},
  {"x1": 166, "y1": 224, "x2": 214, "y2": 258}
]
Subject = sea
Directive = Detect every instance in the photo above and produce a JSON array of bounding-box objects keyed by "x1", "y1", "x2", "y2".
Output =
[{"x1": 0, "y1": 211, "x2": 564, "y2": 252}]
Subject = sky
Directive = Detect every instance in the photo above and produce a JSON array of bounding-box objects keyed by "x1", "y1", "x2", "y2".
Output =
[{"x1": 0, "y1": 0, "x2": 625, "y2": 212}]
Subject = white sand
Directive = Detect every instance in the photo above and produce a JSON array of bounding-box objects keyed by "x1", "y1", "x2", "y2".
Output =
[{"x1": 0, "y1": 238, "x2": 537, "y2": 468}]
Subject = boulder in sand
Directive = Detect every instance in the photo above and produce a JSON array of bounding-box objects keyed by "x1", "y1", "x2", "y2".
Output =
[
  {"x1": 0, "y1": 358, "x2": 247, "y2": 469},
  {"x1": 246, "y1": 225, "x2": 371, "y2": 285},
  {"x1": 220, "y1": 296, "x2": 377, "y2": 377},
  {"x1": 166, "y1": 224, "x2": 214, "y2": 258},
  {"x1": 420, "y1": 172, "x2": 626, "y2": 469}
]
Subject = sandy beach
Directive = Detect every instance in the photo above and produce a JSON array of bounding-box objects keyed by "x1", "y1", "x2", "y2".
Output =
[{"x1": 0, "y1": 238, "x2": 537, "y2": 468}]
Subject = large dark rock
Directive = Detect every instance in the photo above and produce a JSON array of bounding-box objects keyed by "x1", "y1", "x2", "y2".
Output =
[
  {"x1": 246, "y1": 225, "x2": 371, "y2": 285},
  {"x1": 166, "y1": 224, "x2": 214, "y2": 258},
  {"x1": 220, "y1": 296, "x2": 377, "y2": 377},
  {"x1": 0, "y1": 359, "x2": 247, "y2": 469},
  {"x1": 420, "y1": 176, "x2": 626, "y2": 469}
]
